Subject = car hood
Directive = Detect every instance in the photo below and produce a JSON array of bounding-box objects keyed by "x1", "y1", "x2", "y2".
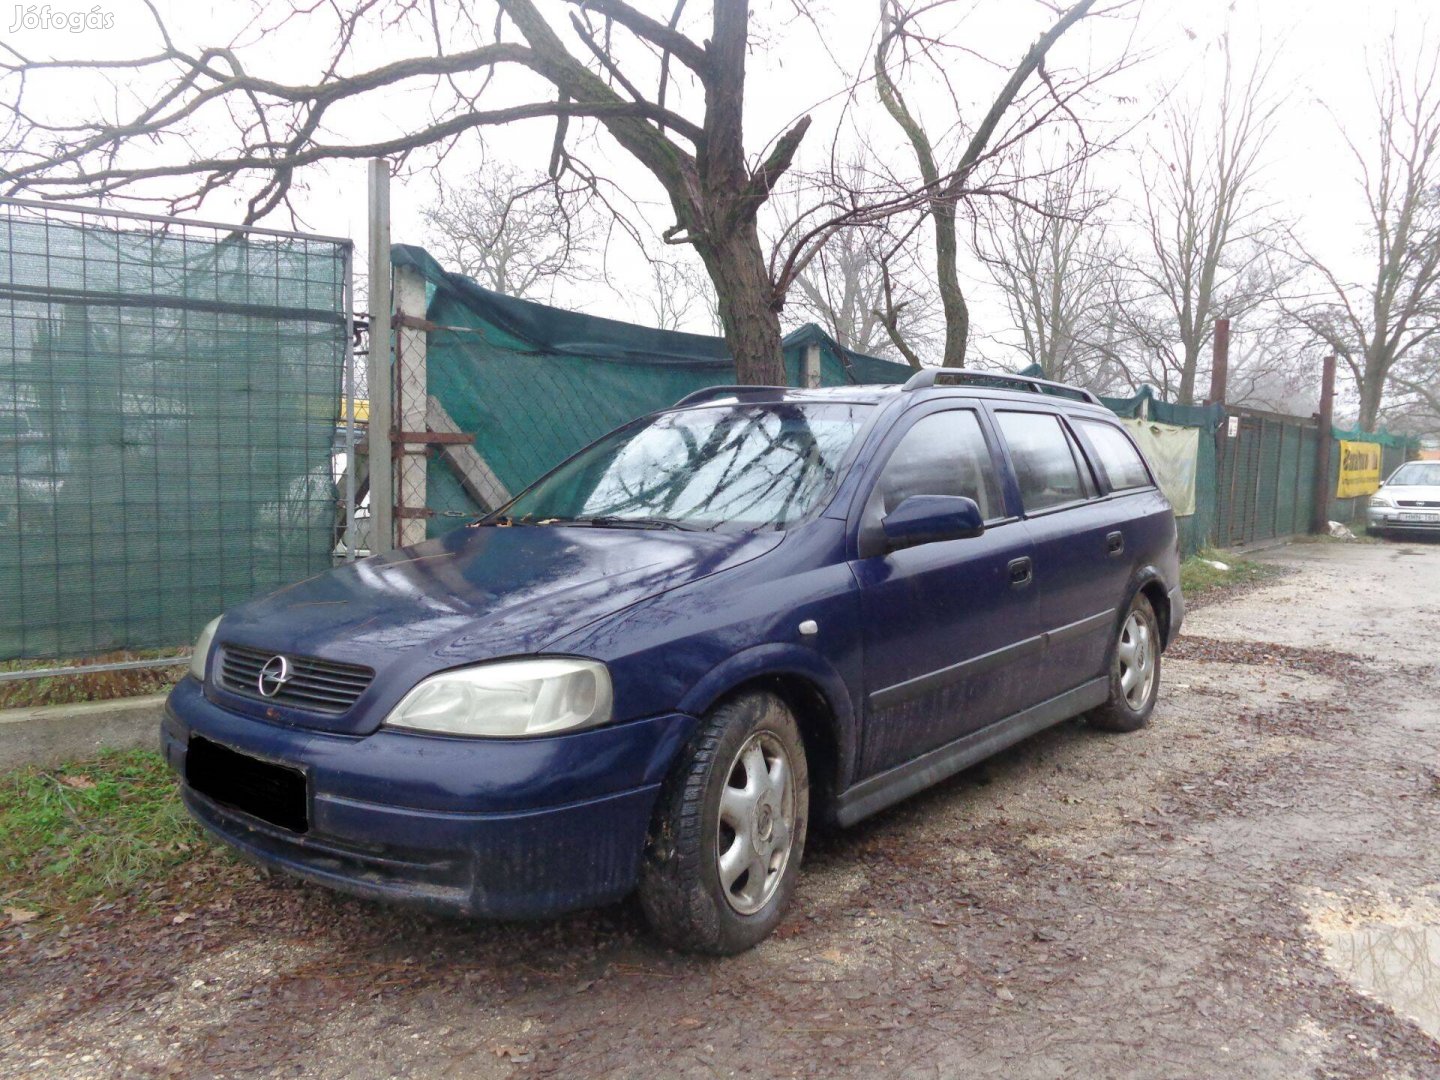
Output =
[
  {"x1": 209, "y1": 523, "x2": 782, "y2": 733},
  {"x1": 1381, "y1": 483, "x2": 1440, "y2": 504}
]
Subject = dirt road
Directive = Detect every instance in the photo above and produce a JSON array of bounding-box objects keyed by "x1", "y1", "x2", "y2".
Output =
[{"x1": 4, "y1": 539, "x2": 1440, "y2": 1079}]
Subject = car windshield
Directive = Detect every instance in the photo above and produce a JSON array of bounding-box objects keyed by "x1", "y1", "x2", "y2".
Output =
[
  {"x1": 498, "y1": 402, "x2": 873, "y2": 531},
  {"x1": 1388, "y1": 462, "x2": 1440, "y2": 486}
]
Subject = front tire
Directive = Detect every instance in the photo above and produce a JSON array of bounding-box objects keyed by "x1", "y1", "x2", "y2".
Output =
[
  {"x1": 639, "y1": 691, "x2": 809, "y2": 955},
  {"x1": 1088, "y1": 593, "x2": 1161, "y2": 733}
]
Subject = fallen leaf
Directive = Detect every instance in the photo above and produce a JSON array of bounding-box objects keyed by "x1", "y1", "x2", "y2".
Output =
[
  {"x1": 60, "y1": 775, "x2": 96, "y2": 790},
  {"x1": 172, "y1": 912, "x2": 195, "y2": 925},
  {"x1": 489, "y1": 1044, "x2": 532, "y2": 1063},
  {"x1": 5, "y1": 907, "x2": 39, "y2": 925},
  {"x1": 995, "y1": 987, "x2": 1015, "y2": 1002}
]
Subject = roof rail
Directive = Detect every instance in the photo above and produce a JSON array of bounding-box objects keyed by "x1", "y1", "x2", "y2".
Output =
[
  {"x1": 903, "y1": 368, "x2": 1101, "y2": 405},
  {"x1": 672, "y1": 385, "x2": 788, "y2": 408}
]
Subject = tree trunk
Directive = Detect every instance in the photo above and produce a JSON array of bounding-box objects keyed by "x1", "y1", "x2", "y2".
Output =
[
  {"x1": 933, "y1": 202, "x2": 969, "y2": 367},
  {"x1": 695, "y1": 219, "x2": 787, "y2": 385},
  {"x1": 1177, "y1": 339, "x2": 1201, "y2": 405},
  {"x1": 1358, "y1": 349, "x2": 1387, "y2": 431}
]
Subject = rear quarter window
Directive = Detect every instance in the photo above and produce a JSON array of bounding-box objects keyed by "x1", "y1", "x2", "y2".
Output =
[{"x1": 1076, "y1": 420, "x2": 1153, "y2": 491}]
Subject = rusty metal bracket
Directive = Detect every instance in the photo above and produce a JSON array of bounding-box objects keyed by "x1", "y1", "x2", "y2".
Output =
[
  {"x1": 391, "y1": 429, "x2": 474, "y2": 446},
  {"x1": 392, "y1": 312, "x2": 438, "y2": 332},
  {"x1": 393, "y1": 507, "x2": 434, "y2": 520}
]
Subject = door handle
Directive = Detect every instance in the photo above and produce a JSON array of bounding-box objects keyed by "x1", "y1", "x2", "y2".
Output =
[
  {"x1": 1008, "y1": 556, "x2": 1033, "y2": 588},
  {"x1": 1106, "y1": 531, "x2": 1124, "y2": 556}
]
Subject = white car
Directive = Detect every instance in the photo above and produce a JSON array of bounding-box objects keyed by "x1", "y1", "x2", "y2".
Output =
[{"x1": 1368, "y1": 461, "x2": 1440, "y2": 537}]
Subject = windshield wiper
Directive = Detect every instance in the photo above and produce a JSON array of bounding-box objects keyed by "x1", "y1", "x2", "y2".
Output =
[
  {"x1": 553, "y1": 515, "x2": 699, "y2": 531},
  {"x1": 470, "y1": 515, "x2": 537, "y2": 527}
]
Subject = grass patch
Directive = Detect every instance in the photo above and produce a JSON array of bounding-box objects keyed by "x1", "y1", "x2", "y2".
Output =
[
  {"x1": 1180, "y1": 549, "x2": 1279, "y2": 598},
  {"x1": 0, "y1": 650, "x2": 187, "y2": 710},
  {"x1": 0, "y1": 748, "x2": 200, "y2": 921}
]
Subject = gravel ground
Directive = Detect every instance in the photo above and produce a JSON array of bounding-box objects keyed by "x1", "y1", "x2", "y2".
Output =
[{"x1": 3, "y1": 538, "x2": 1439, "y2": 1079}]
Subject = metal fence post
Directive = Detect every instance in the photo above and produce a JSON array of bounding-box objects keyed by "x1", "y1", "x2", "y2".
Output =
[
  {"x1": 1206, "y1": 318, "x2": 1230, "y2": 550},
  {"x1": 366, "y1": 159, "x2": 394, "y2": 554},
  {"x1": 1310, "y1": 354, "x2": 1336, "y2": 534},
  {"x1": 1207, "y1": 318, "x2": 1230, "y2": 405}
]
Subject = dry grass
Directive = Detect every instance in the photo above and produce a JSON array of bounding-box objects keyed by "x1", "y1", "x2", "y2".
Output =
[{"x1": 0, "y1": 650, "x2": 187, "y2": 710}]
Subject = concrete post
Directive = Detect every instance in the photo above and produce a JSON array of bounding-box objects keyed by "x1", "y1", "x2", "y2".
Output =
[
  {"x1": 802, "y1": 343, "x2": 822, "y2": 389},
  {"x1": 366, "y1": 159, "x2": 394, "y2": 553}
]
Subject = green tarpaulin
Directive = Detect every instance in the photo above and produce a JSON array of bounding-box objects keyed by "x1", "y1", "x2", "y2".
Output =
[{"x1": 390, "y1": 245, "x2": 913, "y2": 534}]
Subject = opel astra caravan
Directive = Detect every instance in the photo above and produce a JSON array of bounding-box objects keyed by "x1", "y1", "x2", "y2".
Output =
[{"x1": 165, "y1": 369, "x2": 1183, "y2": 954}]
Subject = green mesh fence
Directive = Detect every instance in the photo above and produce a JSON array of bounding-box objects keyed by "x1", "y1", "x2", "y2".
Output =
[{"x1": 0, "y1": 200, "x2": 349, "y2": 661}]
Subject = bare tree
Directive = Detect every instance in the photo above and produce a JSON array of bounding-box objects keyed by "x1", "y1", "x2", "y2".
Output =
[
  {"x1": 643, "y1": 257, "x2": 719, "y2": 334},
  {"x1": 1223, "y1": 323, "x2": 1319, "y2": 416},
  {"x1": 0, "y1": 1, "x2": 820, "y2": 383},
  {"x1": 1290, "y1": 39, "x2": 1440, "y2": 431},
  {"x1": 1124, "y1": 37, "x2": 1286, "y2": 404},
  {"x1": 423, "y1": 162, "x2": 600, "y2": 300},
  {"x1": 1387, "y1": 357, "x2": 1440, "y2": 437},
  {"x1": 974, "y1": 159, "x2": 1125, "y2": 386},
  {"x1": 780, "y1": 165, "x2": 939, "y2": 365},
  {"x1": 870, "y1": 0, "x2": 1131, "y2": 368}
]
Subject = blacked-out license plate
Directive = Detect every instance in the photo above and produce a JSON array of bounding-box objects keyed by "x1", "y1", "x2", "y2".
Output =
[{"x1": 186, "y1": 735, "x2": 309, "y2": 833}]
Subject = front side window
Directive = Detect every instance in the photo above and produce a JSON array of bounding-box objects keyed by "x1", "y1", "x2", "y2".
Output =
[
  {"x1": 500, "y1": 402, "x2": 871, "y2": 531},
  {"x1": 995, "y1": 411, "x2": 1089, "y2": 513},
  {"x1": 1077, "y1": 419, "x2": 1153, "y2": 491},
  {"x1": 864, "y1": 410, "x2": 1004, "y2": 527}
]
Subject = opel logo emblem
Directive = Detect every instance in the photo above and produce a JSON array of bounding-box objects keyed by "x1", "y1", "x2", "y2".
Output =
[{"x1": 258, "y1": 655, "x2": 292, "y2": 698}]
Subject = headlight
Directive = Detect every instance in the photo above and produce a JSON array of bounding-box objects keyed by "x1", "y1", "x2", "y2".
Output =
[
  {"x1": 1369, "y1": 494, "x2": 1394, "y2": 508},
  {"x1": 383, "y1": 658, "x2": 613, "y2": 738},
  {"x1": 188, "y1": 616, "x2": 222, "y2": 681}
]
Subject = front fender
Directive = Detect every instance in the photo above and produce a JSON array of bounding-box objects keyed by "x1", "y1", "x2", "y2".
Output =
[{"x1": 677, "y1": 642, "x2": 860, "y2": 791}]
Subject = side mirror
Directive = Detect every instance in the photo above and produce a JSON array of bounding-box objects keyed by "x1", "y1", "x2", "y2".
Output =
[{"x1": 881, "y1": 495, "x2": 985, "y2": 552}]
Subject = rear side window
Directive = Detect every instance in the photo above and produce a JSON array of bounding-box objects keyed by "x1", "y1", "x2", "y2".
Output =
[
  {"x1": 995, "y1": 411, "x2": 1088, "y2": 512},
  {"x1": 868, "y1": 410, "x2": 1004, "y2": 521},
  {"x1": 1077, "y1": 420, "x2": 1152, "y2": 491}
]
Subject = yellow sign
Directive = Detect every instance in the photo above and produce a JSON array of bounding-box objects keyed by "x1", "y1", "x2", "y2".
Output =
[
  {"x1": 1336, "y1": 440, "x2": 1382, "y2": 498},
  {"x1": 338, "y1": 398, "x2": 370, "y2": 423}
]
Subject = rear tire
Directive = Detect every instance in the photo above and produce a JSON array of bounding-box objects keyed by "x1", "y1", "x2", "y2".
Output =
[
  {"x1": 1088, "y1": 593, "x2": 1161, "y2": 733},
  {"x1": 638, "y1": 691, "x2": 809, "y2": 955}
]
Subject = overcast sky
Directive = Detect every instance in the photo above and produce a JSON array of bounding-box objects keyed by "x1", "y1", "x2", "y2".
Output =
[{"x1": 3, "y1": 0, "x2": 1434, "y2": 374}]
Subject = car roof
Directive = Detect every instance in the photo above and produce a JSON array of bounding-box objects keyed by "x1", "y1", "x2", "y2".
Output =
[{"x1": 668, "y1": 378, "x2": 1114, "y2": 416}]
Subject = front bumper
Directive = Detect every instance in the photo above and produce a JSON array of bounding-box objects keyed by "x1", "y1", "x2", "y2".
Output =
[
  {"x1": 163, "y1": 677, "x2": 697, "y2": 919},
  {"x1": 1368, "y1": 507, "x2": 1440, "y2": 531}
]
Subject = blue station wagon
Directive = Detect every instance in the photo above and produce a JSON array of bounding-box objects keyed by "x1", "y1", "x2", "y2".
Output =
[{"x1": 165, "y1": 369, "x2": 1183, "y2": 954}]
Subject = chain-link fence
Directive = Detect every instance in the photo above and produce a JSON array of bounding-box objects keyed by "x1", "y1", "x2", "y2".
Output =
[{"x1": 0, "y1": 199, "x2": 353, "y2": 663}]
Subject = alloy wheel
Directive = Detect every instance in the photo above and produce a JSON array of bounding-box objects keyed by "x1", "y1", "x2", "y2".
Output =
[{"x1": 716, "y1": 731, "x2": 797, "y2": 915}]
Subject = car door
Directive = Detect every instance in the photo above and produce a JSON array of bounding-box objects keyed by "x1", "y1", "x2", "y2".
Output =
[
  {"x1": 990, "y1": 407, "x2": 1127, "y2": 705},
  {"x1": 849, "y1": 404, "x2": 1039, "y2": 778}
]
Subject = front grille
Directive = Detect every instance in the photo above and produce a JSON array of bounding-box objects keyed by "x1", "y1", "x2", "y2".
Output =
[
  {"x1": 218, "y1": 643, "x2": 373, "y2": 715},
  {"x1": 1398, "y1": 500, "x2": 1438, "y2": 507}
]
